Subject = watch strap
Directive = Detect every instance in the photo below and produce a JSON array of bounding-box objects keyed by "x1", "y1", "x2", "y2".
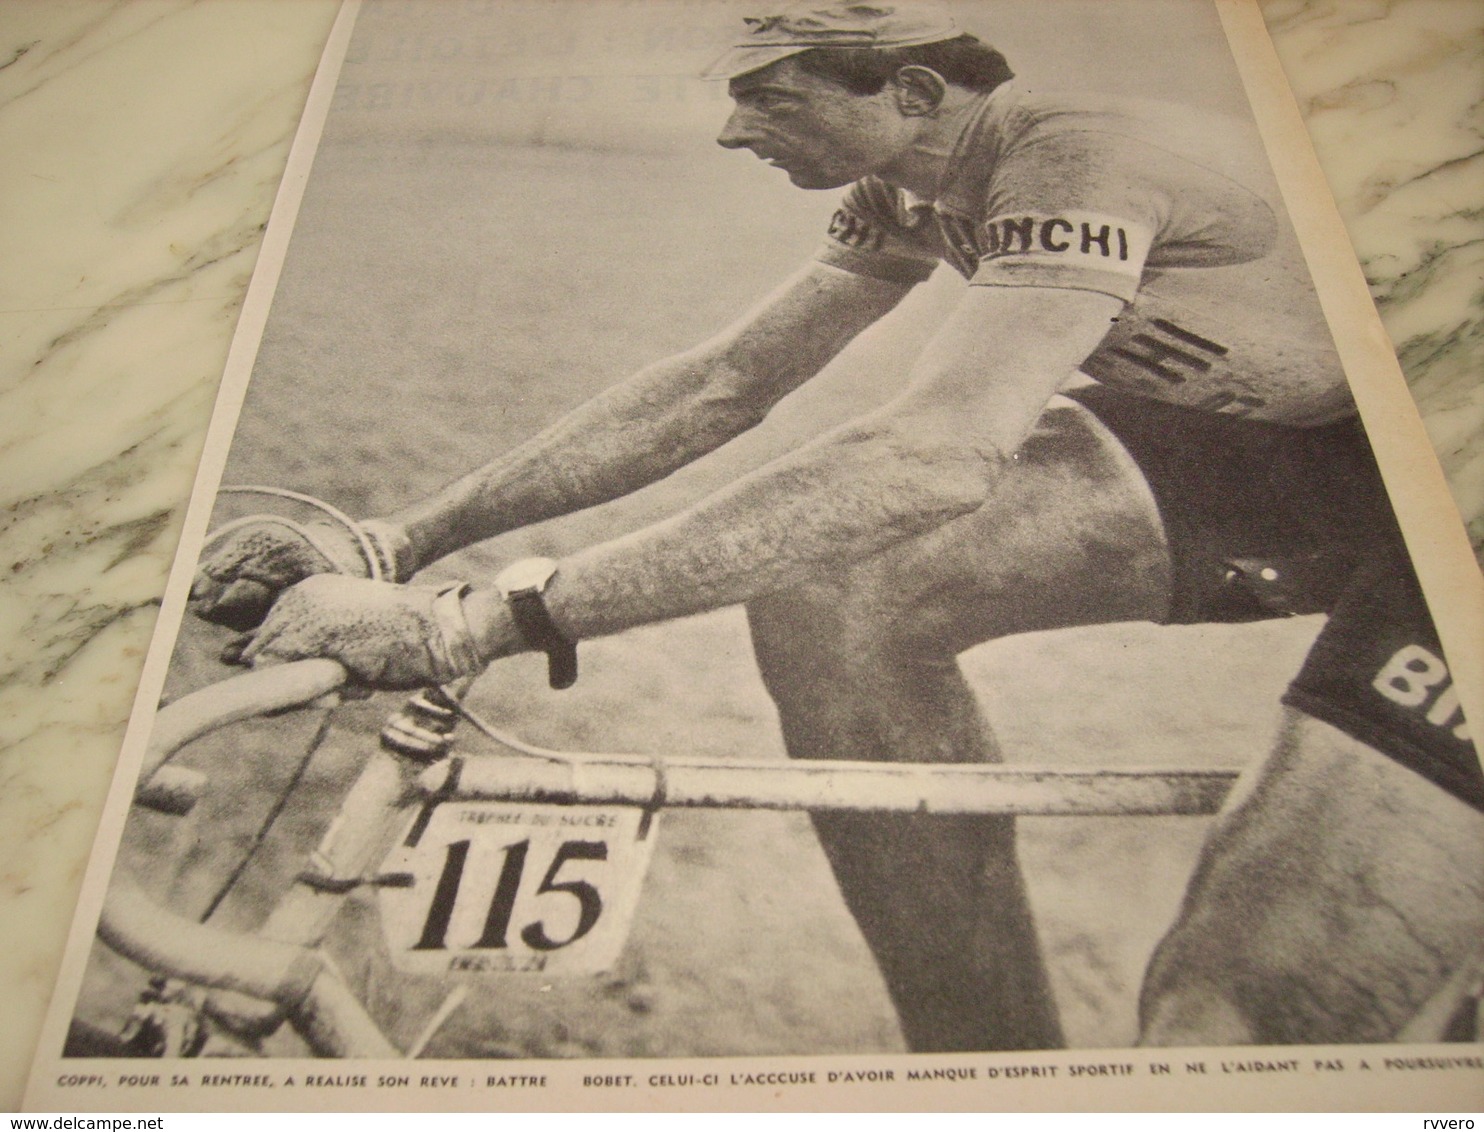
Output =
[{"x1": 507, "y1": 590, "x2": 578, "y2": 689}]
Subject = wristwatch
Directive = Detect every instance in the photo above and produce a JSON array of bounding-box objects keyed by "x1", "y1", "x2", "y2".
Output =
[{"x1": 494, "y1": 557, "x2": 578, "y2": 689}]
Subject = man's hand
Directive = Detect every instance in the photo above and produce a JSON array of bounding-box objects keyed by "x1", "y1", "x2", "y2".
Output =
[
  {"x1": 191, "y1": 518, "x2": 410, "y2": 630},
  {"x1": 240, "y1": 575, "x2": 486, "y2": 689}
]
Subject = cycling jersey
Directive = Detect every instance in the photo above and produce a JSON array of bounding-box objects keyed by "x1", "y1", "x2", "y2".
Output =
[{"x1": 817, "y1": 85, "x2": 1354, "y2": 426}]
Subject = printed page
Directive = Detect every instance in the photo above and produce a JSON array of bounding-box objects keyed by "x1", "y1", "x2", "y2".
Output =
[{"x1": 25, "y1": 0, "x2": 1484, "y2": 1112}]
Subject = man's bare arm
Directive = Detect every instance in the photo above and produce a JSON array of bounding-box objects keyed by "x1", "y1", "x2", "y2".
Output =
[
  {"x1": 466, "y1": 285, "x2": 1124, "y2": 650},
  {"x1": 389, "y1": 263, "x2": 912, "y2": 569},
  {"x1": 242, "y1": 284, "x2": 1126, "y2": 682},
  {"x1": 191, "y1": 262, "x2": 907, "y2": 630}
]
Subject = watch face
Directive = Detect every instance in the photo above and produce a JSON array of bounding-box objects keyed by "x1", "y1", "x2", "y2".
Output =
[{"x1": 496, "y1": 556, "x2": 559, "y2": 597}]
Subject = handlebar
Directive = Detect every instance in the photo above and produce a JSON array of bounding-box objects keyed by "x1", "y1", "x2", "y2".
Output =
[
  {"x1": 105, "y1": 658, "x2": 398, "y2": 1058},
  {"x1": 139, "y1": 659, "x2": 348, "y2": 789}
]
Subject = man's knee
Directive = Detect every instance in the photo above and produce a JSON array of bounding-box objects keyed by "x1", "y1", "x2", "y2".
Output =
[{"x1": 746, "y1": 572, "x2": 951, "y2": 689}]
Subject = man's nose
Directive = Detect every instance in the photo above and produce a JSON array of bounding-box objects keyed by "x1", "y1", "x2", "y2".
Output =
[{"x1": 716, "y1": 108, "x2": 756, "y2": 150}]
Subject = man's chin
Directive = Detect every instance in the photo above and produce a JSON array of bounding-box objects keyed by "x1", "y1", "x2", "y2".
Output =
[{"x1": 782, "y1": 167, "x2": 850, "y2": 190}]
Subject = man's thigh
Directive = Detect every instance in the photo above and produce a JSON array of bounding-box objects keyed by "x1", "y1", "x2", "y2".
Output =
[
  {"x1": 1141, "y1": 710, "x2": 1484, "y2": 1045},
  {"x1": 759, "y1": 394, "x2": 1173, "y2": 657}
]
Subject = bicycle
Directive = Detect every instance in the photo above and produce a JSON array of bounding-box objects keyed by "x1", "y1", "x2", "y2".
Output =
[{"x1": 64, "y1": 493, "x2": 1479, "y2": 1059}]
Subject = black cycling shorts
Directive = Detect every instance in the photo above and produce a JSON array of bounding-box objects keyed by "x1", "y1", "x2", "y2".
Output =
[{"x1": 1065, "y1": 383, "x2": 1484, "y2": 812}]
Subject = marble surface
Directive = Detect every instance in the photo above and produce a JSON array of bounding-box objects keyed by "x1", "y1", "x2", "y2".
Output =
[{"x1": 0, "y1": 0, "x2": 1479, "y2": 1109}]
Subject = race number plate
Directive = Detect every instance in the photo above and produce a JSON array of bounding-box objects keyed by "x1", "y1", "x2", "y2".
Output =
[{"x1": 377, "y1": 802, "x2": 657, "y2": 978}]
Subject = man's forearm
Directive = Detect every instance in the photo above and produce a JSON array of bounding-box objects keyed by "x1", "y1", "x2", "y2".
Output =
[
  {"x1": 385, "y1": 264, "x2": 910, "y2": 570},
  {"x1": 387, "y1": 347, "x2": 768, "y2": 568},
  {"x1": 520, "y1": 412, "x2": 995, "y2": 643}
]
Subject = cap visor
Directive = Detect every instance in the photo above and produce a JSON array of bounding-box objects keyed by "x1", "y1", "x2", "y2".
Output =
[{"x1": 699, "y1": 43, "x2": 811, "y2": 81}]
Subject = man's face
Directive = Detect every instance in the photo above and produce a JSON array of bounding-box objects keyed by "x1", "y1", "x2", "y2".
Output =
[{"x1": 718, "y1": 58, "x2": 912, "y2": 190}]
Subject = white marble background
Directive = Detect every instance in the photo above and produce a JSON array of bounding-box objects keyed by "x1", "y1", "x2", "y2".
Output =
[{"x1": 0, "y1": 0, "x2": 1478, "y2": 1109}]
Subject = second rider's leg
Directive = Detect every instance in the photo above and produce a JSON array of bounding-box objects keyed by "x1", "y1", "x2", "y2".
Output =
[
  {"x1": 745, "y1": 399, "x2": 1172, "y2": 1052},
  {"x1": 1139, "y1": 556, "x2": 1484, "y2": 1046}
]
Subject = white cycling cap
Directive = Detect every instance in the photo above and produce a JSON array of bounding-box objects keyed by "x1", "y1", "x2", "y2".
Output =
[{"x1": 701, "y1": 2, "x2": 962, "y2": 81}]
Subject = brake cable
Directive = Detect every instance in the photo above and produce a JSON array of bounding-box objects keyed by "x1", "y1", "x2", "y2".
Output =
[{"x1": 206, "y1": 486, "x2": 387, "y2": 580}]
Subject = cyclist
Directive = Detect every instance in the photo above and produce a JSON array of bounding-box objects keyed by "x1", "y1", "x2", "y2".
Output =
[{"x1": 194, "y1": 2, "x2": 1484, "y2": 1049}]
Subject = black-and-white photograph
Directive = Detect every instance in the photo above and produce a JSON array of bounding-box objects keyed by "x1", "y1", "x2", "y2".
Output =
[{"x1": 34, "y1": 0, "x2": 1484, "y2": 1107}]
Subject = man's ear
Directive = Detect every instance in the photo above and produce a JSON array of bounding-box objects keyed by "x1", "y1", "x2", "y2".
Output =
[{"x1": 891, "y1": 66, "x2": 947, "y2": 116}]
